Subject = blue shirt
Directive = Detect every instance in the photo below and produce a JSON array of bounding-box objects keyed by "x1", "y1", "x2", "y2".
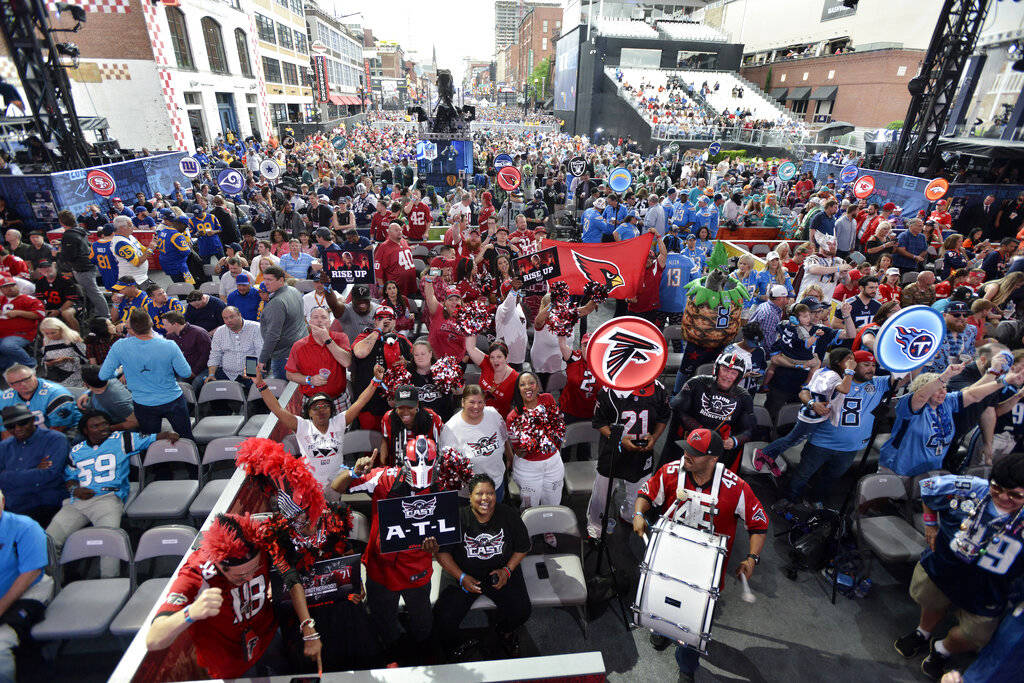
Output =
[
  {"x1": 681, "y1": 245, "x2": 706, "y2": 273},
  {"x1": 879, "y1": 391, "x2": 963, "y2": 477},
  {"x1": 809, "y1": 376, "x2": 892, "y2": 451},
  {"x1": 100, "y1": 336, "x2": 190, "y2": 407},
  {"x1": 279, "y1": 252, "x2": 316, "y2": 279},
  {"x1": 581, "y1": 208, "x2": 612, "y2": 243},
  {"x1": 0, "y1": 511, "x2": 47, "y2": 596},
  {"x1": 184, "y1": 294, "x2": 227, "y2": 332},
  {"x1": 0, "y1": 379, "x2": 80, "y2": 430},
  {"x1": 188, "y1": 212, "x2": 223, "y2": 258},
  {"x1": 659, "y1": 254, "x2": 697, "y2": 314},
  {"x1": 694, "y1": 206, "x2": 719, "y2": 238},
  {"x1": 893, "y1": 230, "x2": 928, "y2": 269},
  {"x1": 90, "y1": 238, "x2": 119, "y2": 289},
  {"x1": 756, "y1": 270, "x2": 795, "y2": 298},
  {"x1": 227, "y1": 288, "x2": 261, "y2": 321},
  {"x1": 919, "y1": 474, "x2": 1024, "y2": 616},
  {"x1": 113, "y1": 290, "x2": 149, "y2": 326},
  {"x1": 145, "y1": 297, "x2": 186, "y2": 336},
  {"x1": 0, "y1": 427, "x2": 70, "y2": 512},
  {"x1": 732, "y1": 269, "x2": 761, "y2": 310},
  {"x1": 602, "y1": 204, "x2": 628, "y2": 226},
  {"x1": 614, "y1": 223, "x2": 640, "y2": 241},
  {"x1": 66, "y1": 431, "x2": 156, "y2": 502}
]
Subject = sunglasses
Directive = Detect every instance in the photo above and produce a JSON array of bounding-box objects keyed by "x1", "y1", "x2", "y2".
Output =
[
  {"x1": 990, "y1": 483, "x2": 1024, "y2": 503},
  {"x1": 948, "y1": 312, "x2": 969, "y2": 319},
  {"x1": 7, "y1": 418, "x2": 33, "y2": 428}
]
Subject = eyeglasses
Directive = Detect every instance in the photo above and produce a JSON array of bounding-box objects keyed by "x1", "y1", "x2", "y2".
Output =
[
  {"x1": 948, "y1": 313, "x2": 969, "y2": 319},
  {"x1": 990, "y1": 483, "x2": 1024, "y2": 502},
  {"x1": 8, "y1": 418, "x2": 33, "y2": 428},
  {"x1": 7, "y1": 376, "x2": 32, "y2": 386}
]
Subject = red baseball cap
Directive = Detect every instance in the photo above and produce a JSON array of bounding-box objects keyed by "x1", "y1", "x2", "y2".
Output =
[
  {"x1": 676, "y1": 428, "x2": 724, "y2": 459},
  {"x1": 0, "y1": 275, "x2": 15, "y2": 287},
  {"x1": 374, "y1": 305, "x2": 395, "y2": 319},
  {"x1": 853, "y1": 350, "x2": 875, "y2": 364},
  {"x1": 882, "y1": 202, "x2": 896, "y2": 211}
]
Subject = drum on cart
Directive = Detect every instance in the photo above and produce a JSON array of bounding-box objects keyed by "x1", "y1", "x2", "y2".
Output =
[{"x1": 632, "y1": 516, "x2": 728, "y2": 653}]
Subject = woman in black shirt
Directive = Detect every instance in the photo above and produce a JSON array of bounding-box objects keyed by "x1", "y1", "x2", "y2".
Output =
[{"x1": 434, "y1": 474, "x2": 531, "y2": 656}]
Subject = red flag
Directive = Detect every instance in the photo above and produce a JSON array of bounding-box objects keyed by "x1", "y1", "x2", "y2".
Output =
[{"x1": 541, "y1": 233, "x2": 654, "y2": 300}]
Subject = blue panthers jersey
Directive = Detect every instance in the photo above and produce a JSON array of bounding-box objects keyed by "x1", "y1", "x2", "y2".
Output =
[
  {"x1": 145, "y1": 298, "x2": 186, "y2": 336},
  {"x1": 581, "y1": 208, "x2": 612, "y2": 243},
  {"x1": 808, "y1": 376, "x2": 892, "y2": 452},
  {"x1": 0, "y1": 378, "x2": 80, "y2": 430},
  {"x1": 65, "y1": 431, "x2": 156, "y2": 501},
  {"x1": 659, "y1": 254, "x2": 697, "y2": 314},
  {"x1": 919, "y1": 473, "x2": 1024, "y2": 616},
  {"x1": 113, "y1": 290, "x2": 149, "y2": 325},
  {"x1": 90, "y1": 238, "x2": 119, "y2": 289}
]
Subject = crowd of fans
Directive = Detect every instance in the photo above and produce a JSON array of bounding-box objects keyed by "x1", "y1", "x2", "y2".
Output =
[{"x1": 0, "y1": 119, "x2": 1022, "y2": 683}]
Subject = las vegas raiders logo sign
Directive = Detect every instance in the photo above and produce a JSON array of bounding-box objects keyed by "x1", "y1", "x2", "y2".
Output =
[{"x1": 586, "y1": 316, "x2": 666, "y2": 390}]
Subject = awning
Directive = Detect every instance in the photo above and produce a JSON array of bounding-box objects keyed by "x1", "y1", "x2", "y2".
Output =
[
  {"x1": 768, "y1": 87, "x2": 788, "y2": 101},
  {"x1": 327, "y1": 94, "x2": 345, "y2": 105},
  {"x1": 787, "y1": 87, "x2": 811, "y2": 100},
  {"x1": 809, "y1": 86, "x2": 838, "y2": 100},
  {"x1": 338, "y1": 95, "x2": 360, "y2": 105}
]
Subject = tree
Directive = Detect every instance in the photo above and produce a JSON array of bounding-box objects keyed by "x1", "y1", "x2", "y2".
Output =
[{"x1": 528, "y1": 57, "x2": 553, "y2": 101}]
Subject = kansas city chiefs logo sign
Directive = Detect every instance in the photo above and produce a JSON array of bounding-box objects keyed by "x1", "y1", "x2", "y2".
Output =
[
  {"x1": 586, "y1": 317, "x2": 667, "y2": 390},
  {"x1": 571, "y1": 251, "x2": 625, "y2": 292}
]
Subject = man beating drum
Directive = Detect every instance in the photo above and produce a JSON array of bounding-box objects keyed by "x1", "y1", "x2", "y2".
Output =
[{"x1": 633, "y1": 428, "x2": 770, "y2": 682}]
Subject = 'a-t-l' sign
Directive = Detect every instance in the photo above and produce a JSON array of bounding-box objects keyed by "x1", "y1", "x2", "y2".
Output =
[{"x1": 377, "y1": 490, "x2": 461, "y2": 553}]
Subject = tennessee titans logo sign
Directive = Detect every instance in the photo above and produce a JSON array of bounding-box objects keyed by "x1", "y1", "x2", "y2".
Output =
[{"x1": 894, "y1": 326, "x2": 936, "y2": 360}]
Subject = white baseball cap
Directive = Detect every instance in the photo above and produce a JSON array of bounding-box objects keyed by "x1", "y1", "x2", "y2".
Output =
[
  {"x1": 594, "y1": 198, "x2": 607, "y2": 210},
  {"x1": 769, "y1": 284, "x2": 789, "y2": 298},
  {"x1": 765, "y1": 251, "x2": 781, "y2": 262}
]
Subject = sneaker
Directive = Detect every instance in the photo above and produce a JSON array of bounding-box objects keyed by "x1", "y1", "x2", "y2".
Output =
[
  {"x1": 649, "y1": 632, "x2": 671, "y2": 651},
  {"x1": 499, "y1": 630, "x2": 521, "y2": 657},
  {"x1": 894, "y1": 629, "x2": 928, "y2": 658},
  {"x1": 752, "y1": 448, "x2": 768, "y2": 472},
  {"x1": 765, "y1": 457, "x2": 783, "y2": 478},
  {"x1": 677, "y1": 672, "x2": 695, "y2": 683},
  {"x1": 921, "y1": 640, "x2": 951, "y2": 680}
]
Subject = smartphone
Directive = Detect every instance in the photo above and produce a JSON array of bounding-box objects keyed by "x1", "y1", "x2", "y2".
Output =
[
  {"x1": 245, "y1": 356, "x2": 259, "y2": 376},
  {"x1": 428, "y1": 267, "x2": 441, "y2": 278},
  {"x1": 535, "y1": 561, "x2": 549, "y2": 580}
]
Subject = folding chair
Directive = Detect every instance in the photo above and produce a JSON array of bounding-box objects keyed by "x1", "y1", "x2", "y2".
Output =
[
  {"x1": 177, "y1": 381, "x2": 197, "y2": 422},
  {"x1": 189, "y1": 436, "x2": 247, "y2": 521},
  {"x1": 518, "y1": 506, "x2": 588, "y2": 637},
  {"x1": 901, "y1": 271, "x2": 919, "y2": 286},
  {"x1": 774, "y1": 402, "x2": 803, "y2": 438},
  {"x1": 854, "y1": 474, "x2": 925, "y2": 564},
  {"x1": 125, "y1": 439, "x2": 201, "y2": 522},
  {"x1": 191, "y1": 380, "x2": 247, "y2": 445},
  {"x1": 740, "y1": 441, "x2": 789, "y2": 477},
  {"x1": 199, "y1": 281, "x2": 220, "y2": 297},
  {"x1": 562, "y1": 422, "x2": 602, "y2": 496},
  {"x1": 545, "y1": 371, "x2": 567, "y2": 401},
  {"x1": 32, "y1": 528, "x2": 133, "y2": 642},
  {"x1": 696, "y1": 362, "x2": 715, "y2": 377},
  {"x1": 752, "y1": 405, "x2": 773, "y2": 441},
  {"x1": 240, "y1": 378, "x2": 287, "y2": 436},
  {"x1": 110, "y1": 525, "x2": 196, "y2": 637}
]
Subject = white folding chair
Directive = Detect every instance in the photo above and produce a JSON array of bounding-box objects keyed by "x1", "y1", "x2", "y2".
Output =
[
  {"x1": 854, "y1": 474, "x2": 925, "y2": 564},
  {"x1": 519, "y1": 505, "x2": 588, "y2": 637},
  {"x1": 189, "y1": 437, "x2": 247, "y2": 521},
  {"x1": 125, "y1": 439, "x2": 201, "y2": 522},
  {"x1": 192, "y1": 380, "x2": 247, "y2": 445}
]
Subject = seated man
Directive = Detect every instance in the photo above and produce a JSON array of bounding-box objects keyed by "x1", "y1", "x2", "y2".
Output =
[
  {"x1": 76, "y1": 364, "x2": 137, "y2": 431},
  {"x1": 227, "y1": 273, "x2": 261, "y2": 322},
  {"x1": 144, "y1": 283, "x2": 186, "y2": 337},
  {"x1": 46, "y1": 411, "x2": 177, "y2": 577},
  {"x1": 32, "y1": 260, "x2": 81, "y2": 332},
  {"x1": 0, "y1": 364, "x2": 80, "y2": 432},
  {"x1": 203, "y1": 305, "x2": 262, "y2": 393},
  {"x1": 0, "y1": 488, "x2": 53, "y2": 683},
  {"x1": 0, "y1": 276, "x2": 44, "y2": 371},
  {"x1": 184, "y1": 289, "x2": 227, "y2": 333},
  {"x1": 110, "y1": 276, "x2": 149, "y2": 335},
  {"x1": 0, "y1": 405, "x2": 70, "y2": 526}
]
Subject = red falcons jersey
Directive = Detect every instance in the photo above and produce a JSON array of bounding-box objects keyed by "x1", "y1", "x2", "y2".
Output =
[
  {"x1": 373, "y1": 239, "x2": 417, "y2": 295},
  {"x1": 156, "y1": 554, "x2": 276, "y2": 679},
  {"x1": 560, "y1": 358, "x2": 604, "y2": 419},
  {"x1": 406, "y1": 202, "x2": 432, "y2": 240},
  {"x1": 639, "y1": 461, "x2": 768, "y2": 562},
  {"x1": 349, "y1": 466, "x2": 434, "y2": 590}
]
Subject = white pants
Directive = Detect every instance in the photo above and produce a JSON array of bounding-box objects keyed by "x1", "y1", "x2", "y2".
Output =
[
  {"x1": 0, "y1": 574, "x2": 53, "y2": 683},
  {"x1": 586, "y1": 473, "x2": 644, "y2": 538},
  {"x1": 46, "y1": 493, "x2": 124, "y2": 578},
  {"x1": 513, "y1": 456, "x2": 564, "y2": 509}
]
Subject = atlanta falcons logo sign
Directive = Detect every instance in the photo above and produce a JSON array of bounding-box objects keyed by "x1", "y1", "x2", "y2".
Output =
[
  {"x1": 586, "y1": 316, "x2": 667, "y2": 390},
  {"x1": 571, "y1": 252, "x2": 626, "y2": 292},
  {"x1": 893, "y1": 325, "x2": 936, "y2": 361},
  {"x1": 401, "y1": 497, "x2": 438, "y2": 521}
]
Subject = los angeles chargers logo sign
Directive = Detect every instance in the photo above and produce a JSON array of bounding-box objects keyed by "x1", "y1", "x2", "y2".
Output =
[
  {"x1": 894, "y1": 326, "x2": 936, "y2": 360},
  {"x1": 875, "y1": 306, "x2": 947, "y2": 373}
]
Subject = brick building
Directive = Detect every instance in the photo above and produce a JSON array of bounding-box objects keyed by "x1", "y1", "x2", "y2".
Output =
[{"x1": 516, "y1": 4, "x2": 562, "y2": 94}]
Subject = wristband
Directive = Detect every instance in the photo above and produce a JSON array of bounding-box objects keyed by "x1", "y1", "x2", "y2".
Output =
[
  {"x1": 302, "y1": 632, "x2": 321, "y2": 641},
  {"x1": 371, "y1": 377, "x2": 383, "y2": 386},
  {"x1": 305, "y1": 375, "x2": 312, "y2": 386},
  {"x1": 325, "y1": 338, "x2": 334, "y2": 346},
  {"x1": 922, "y1": 511, "x2": 938, "y2": 525},
  {"x1": 459, "y1": 572, "x2": 468, "y2": 593},
  {"x1": 845, "y1": 369, "x2": 855, "y2": 376},
  {"x1": 796, "y1": 363, "x2": 804, "y2": 370},
  {"x1": 503, "y1": 566, "x2": 512, "y2": 579},
  {"x1": 633, "y1": 511, "x2": 645, "y2": 519},
  {"x1": 183, "y1": 607, "x2": 193, "y2": 624},
  {"x1": 299, "y1": 617, "x2": 315, "y2": 632},
  {"x1": 255, "y1": 383, "x2": 268, "y2": 392}
]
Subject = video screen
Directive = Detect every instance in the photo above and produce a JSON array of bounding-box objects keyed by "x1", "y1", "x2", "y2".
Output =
[{"x1": 554, "y1": 27, "x2": 580, "y2": 112}]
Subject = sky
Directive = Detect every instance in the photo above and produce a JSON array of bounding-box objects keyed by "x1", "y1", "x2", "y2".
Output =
[{"x1": 328, "y1": 0, "x2": 503, "y2": 82}]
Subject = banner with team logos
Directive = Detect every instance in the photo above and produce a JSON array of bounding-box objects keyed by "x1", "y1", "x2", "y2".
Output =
[
  {"x1": 270, "y1": 553, "x2": 361, "y2": 608},
  {"x1": 377, "y1": 490, "x2": 461, "y2": 553},
  {"x1": 540, "y1": 233, "x2": 655, "y2": 299}
]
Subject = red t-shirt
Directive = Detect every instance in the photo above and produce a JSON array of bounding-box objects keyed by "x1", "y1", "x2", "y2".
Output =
[
  {"x1": 832, "y1": 282, "x2": 857, "y2": 302},
  {"x1": 284, "y1": 331, "x2": 351, "y2": 399},
  {"x1": 428, "y1": 305, "x2": 465, "y2": 360},
  {"x1": 405, "y1": 201, "x2": 431, "y2": 240},
  {"x1": 374, "y1": 238, "x2": 417, "y2": 296},
  {"x1": 479, "y1": 356, "x2": 518, "y2": 418},
  {"x1": 628, "y1": 262, "x2": 663, "y2": 313},
  {"x1": 156, "y1": 554, "x2": 276, "y2": 679},
  {"x1": 878, "y1": 283, "x2": 901, "y2": 303},
  {"x1": 507, "y1": 393, "x2": 563, "y2": 461},
  {"x1": 783, "y1": 259, "x2": 801, "y2": 276},
  {"x1": 795, "y1": 179, "x2": 814, "y2": 201},
  {"x1": 0, "y1": 294, "x2": 43, "y2": 340},
  {"x1": 928, "y1": 210, "x2": 952, "y2": 227},
  {"x1": 935, "y1": 280, "x2": 952, "y2": 298},
  {"x1": 370, "y1": 211, "x2": 392, "y2": 242},
  {"x1": 348, "y1": 467, "x2": 434, "y2": 590},
  {"x1": 560, "y1": 358, "x2": 603, "y2": 420},
  {"x1": 2, "y1": 255, "x2": 28, "y2": 277}
]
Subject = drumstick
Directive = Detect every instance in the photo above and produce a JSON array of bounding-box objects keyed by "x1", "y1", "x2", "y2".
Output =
[{"x1": 739, "y1": 574, "x2": 756, "y2": 603}]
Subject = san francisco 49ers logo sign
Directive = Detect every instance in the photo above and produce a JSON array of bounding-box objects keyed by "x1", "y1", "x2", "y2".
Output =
[
  {"x1": 586, "y1": 316, "x2": 666, "y2": 390},
  {"x1": 86, "y1": 169, "x2": 116, "y2": 197}
]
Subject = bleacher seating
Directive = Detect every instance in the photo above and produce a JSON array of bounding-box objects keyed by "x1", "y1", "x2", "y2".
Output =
[
  {"x1": 675, "y1": 70, "x2": 792, "y2": 122},
  {"x1": 596, "y1": 18, "x2": 659, "y2": 39},
  {"x1": 656, "y1": 20, "x2": 729, "y2": 43}
]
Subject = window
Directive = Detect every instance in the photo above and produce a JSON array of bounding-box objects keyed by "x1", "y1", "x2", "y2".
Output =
[
  {"x1": 277, "y1": 23, "x2": 294, "y2": 51},
  {"x1": 183, "y1": 91, "x2": 201, "y2": 106},
  {"x1": 294, "y1": 30, "x2": 308, "y2": 54},
  {"x1": 201, "y1": 18, "x2": 229, "y2": 74},
  {"x1": 245, "y1": 94, "x2": 256, "y2": 104},
  {"x1": 289, "y1": 0, "x2": 303, "y2": 15},
  {"x1": 780, "y1": 73, "x2": 786, "y2": 82},
  {"x1": 262, "y1": 56, "x2": 282, "y2": 83},
  {"x1": 255, "y1": 14, "x2": 276, "y2": 44},
  {"x1": 543, "y1": 20, "x2": 548, "y2": 32},
  {"x1": 802, "y1": 71, "x2": 808, "y2": 81},
  {"x1": 790, "y1": 99, "x2": 808, "y2": 114},
  {"x1": 235, "y1": 29, "x2": 252, "y2": 78},
  {"x1": 282, "y1": 62, "x2": 299, "y2": 85},
  {"x1": 275, "y1": 0, "x2": 288, "y2": 8},
  {"x1": 271, "y1": 104, "x2": 288, "y2": 123},
  {"x1": 827, "y1": 69, "x2": 835, "y2": 80},
  {"x1": 542, "y1": 38, "x2": 547, "y2": 51},
  {"x1": 816, "y1": 99, "x2": 833, "y2": 116},
  {"x1": 897, "y1": 65, "x2": 907, "y2": 76},
  {"x1": 166, "y1": 8, "x2": 195, "y2": 70}
]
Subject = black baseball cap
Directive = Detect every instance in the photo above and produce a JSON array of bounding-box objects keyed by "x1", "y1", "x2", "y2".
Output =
[
  {"x1": 351, "y1": 284, "x2": 371, "y2": 301},
  {"x1": 946, "y1": 300, "x2": 970, "y2": 315},
  {"x1": 393, "y1": 385, "x2": 418, "y2": 407}
]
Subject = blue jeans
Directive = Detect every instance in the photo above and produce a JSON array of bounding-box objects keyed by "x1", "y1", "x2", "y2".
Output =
[
  {"x1": 785, "y1": 442, "x2": 857, "y2": 502},
  {"x1": 675, "y1": 645, "x2": 699, "y2": 676},
  {"x1": 268, "y1": 349, "x2": 289, "y2": 380},
  {"x1": 762, "y1": 419, "x2": 820, "y2": 459},
  {"x1": 0, "y1": 336, "x2": 34, "y2": 371}
]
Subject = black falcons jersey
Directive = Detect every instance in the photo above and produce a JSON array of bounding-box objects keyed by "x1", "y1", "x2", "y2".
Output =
[
  {"x1": 670, "y1": 375, "x2": 754, "y2": 449},
  {"x1": 592, "y1": 382, "x2": 670, "y2": 482},
  {"x1": 33, "y1": 274, "x2": 80, "y2": 310}
]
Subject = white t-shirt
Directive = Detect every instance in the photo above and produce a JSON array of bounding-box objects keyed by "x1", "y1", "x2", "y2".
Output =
[
  {"x1": 442, "y1": 407, "x2": 509, "y2": 490},
  {"x1": 303, "y1": 289, "x2": 334, "y2": 323},
  {"x1": 531, "y1": 325, "x2": 565, "y2": 374},
  {"x1": 295, "y1": 413, "x2": 347, "y2": 487},
  {"x1": 800, "y1": 368, "x2": 844, "y2": 425},
  {"x1": 798, "y1": 255, "x2": 841, "y2": 302}
]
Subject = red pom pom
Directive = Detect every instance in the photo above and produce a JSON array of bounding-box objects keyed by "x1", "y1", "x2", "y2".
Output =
[
  {"x1": 508, "y1": 402, "x2": 566, "y2": 458},
  {"x1": 547, "y1": 299, "x2": 579, "y2": 337},
  {"x1": 583, "y1": 281, "x2": 609, "y2": 305},
  {"x1": 550, "y1": 280, "x2": 571, "y2": 304},
  {"x1": 430, "y1": 355, "x2": 464, "y2": 394},
  {"x1": 455, "y1": 299, "x2": 493, "y2": 336},
  {"x1": 435, "y1": 447, "x2": 474, "y2": 491},
  {"x1": 383, "y1": 361, "x2": 412, "y2": 400}
]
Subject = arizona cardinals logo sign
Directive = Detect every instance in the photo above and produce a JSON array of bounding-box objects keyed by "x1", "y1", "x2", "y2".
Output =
[
  {"x1": 586, "y1": 316, "x2": 667, "y2": 390},
  {"x1": 571, "y1": 252, "x2": 626, "y2": 292}
]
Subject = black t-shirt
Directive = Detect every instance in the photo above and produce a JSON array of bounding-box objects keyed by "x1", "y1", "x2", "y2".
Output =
[
  {"x1": 309, "y1": 204, "x2": 334, "y2": 230},
  {"x1": 33, "y1": 274, "x2": 80, "y2": 310},
  {"x1": 410, "y1": 369, "x2": 453, "y2": 420},
  {"x1": 846, "y1": 296, "x2": 881, "y2": 329},
  {"x1": 593, "y1": 385, "x2": 670, "y2": 482},
  {"x1": 441, "y1": 503, "x2": 530, "y2": 579}
]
